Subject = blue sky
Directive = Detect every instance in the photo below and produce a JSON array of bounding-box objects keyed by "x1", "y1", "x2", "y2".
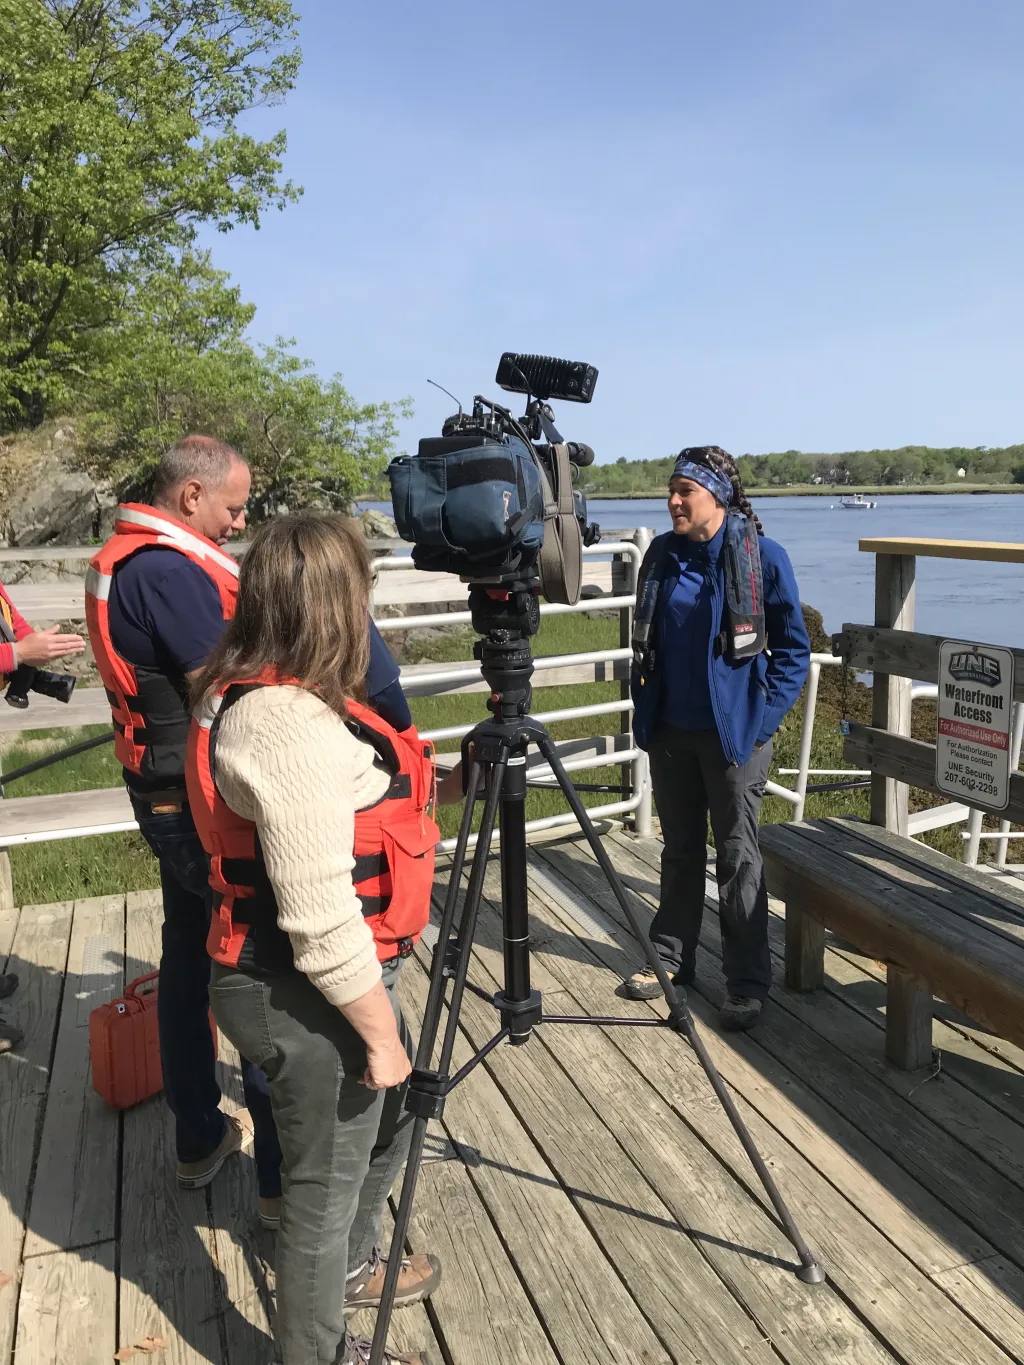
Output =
[{"x1": 205, "y1": 1, "x2": 1024, "y2": 462}]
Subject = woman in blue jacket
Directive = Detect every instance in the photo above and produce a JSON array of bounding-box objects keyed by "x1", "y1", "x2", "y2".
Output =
[{"x1": 626, "y1": 447, "x2": 810, "y2": 1030}]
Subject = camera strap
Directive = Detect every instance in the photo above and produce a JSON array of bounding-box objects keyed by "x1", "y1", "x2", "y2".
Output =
[{"x1": 534, "y1": 441, "x2": 583, "y2": 605}]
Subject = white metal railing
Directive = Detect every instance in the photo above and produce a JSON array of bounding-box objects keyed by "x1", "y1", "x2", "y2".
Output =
[{"x1": 369, "y1": 534, "x2": 652, "y2": 846}]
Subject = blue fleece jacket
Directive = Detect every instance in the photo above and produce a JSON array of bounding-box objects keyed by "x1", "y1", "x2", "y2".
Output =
[{"x1": 631, "y1": 527, "x2": 810, "y2": 766}]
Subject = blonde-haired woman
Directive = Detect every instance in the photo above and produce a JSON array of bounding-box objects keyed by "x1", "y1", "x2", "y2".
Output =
[{"x1": 187, "y1": 512, "x2": 462, "y2": 1365}]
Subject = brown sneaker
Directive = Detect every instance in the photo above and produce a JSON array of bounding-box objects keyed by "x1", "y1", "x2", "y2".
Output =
[
  {"x1": 0, "y1": 973, "x2": 18, "y2": 1001},
  {"x1": 341, "y1": 1337, "x2": 427, "y2": 1364},
  {"x1": 257, "y1": 1196, "x2": 281, "y2": 1230},
  {"x1": 719, "y1": 995, "x2": 763, "y2": 1032},
  {"x1": 346, "y1": 1247, "x2": 442, "y2": 1311},
  {"x1": 176, "y1": 1109, "x2": 255, "y2": 1189},
  {"x1": 622, "y1": 967, "x2": 665, "y2": 1000}
]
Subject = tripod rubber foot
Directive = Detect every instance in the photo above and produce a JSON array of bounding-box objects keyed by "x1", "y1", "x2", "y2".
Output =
[{"x1": 796, "y1": 1260, "x2": 826, "y2": 1284}]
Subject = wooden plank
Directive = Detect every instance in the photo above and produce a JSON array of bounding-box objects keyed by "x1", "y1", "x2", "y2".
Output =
[
  {"x1": 398, "y1": 944, "x2": 672, "y2": 1365},
  {"x1": 845, "y1": 724, "x2": 1024, "y2": 823},
  {"x1": 452, "y1": 863, "x2": 900, "y2": 1365},
  {"x1": 631, "y1": 829, "x2": 1024, "y2": 1135},
  {"x1": 0, "y1": 853, "x2": 12, "y2": 918},
  {"x1": 0, "y1": 787, "x2": 136, "y2": 847},
  {"x1": 870, "y1": 553, "x2": 915, "y2": 833},
  {"x1": 119, "y1": 889, "x2": 224, "y2": 1365},
  {"x1": 759, "y1": 822, "x2": 1024, "y2": 1048},
  {"x1": 0, "y1": 1097, "x2": 43, "y2": 1363},
  {"x1": 0, "y1": 687, "x2": 112, "y2": 735},
  {"x1": 826, "y1": 817, "x2": 1024, "y2": 918},
  {"x1": 546, "y1": 836, "x2": 1024, "y2": 1245},
  {"x1": 932, "y1": 1256, "x2": 1024, "y2": 1362},
  {"x1": 885, "y1": 967, "x2": 933, "y2": 1070},
  {"x1": 518, "y1": 854, "x2": 1012, "y2": 1365},
  {"x1": 14, "y1": 1241, "x2": 117, "y2": 1365},
  {"x1": 0, "y1": 901, "x2": 73, "y2": 1104},
  {"x1": 836, "y1": 624, "x2": 1024, "y2": 704},
  {"x1": 859, "y1": 537, "x2": 1024, "y2": 563},
  {"x1": 421, "y1": 887, "x2": 783, "y2": 1365},
  {"x1": 694, "y1": 838, "x2": 1024, "y2": 1203},
  {"x1": 795, "y1": 818, "x2": 1024, "y2": 950},
  {"x1": 23, "y1": 894, "x2": 125, "y2": 1257}
]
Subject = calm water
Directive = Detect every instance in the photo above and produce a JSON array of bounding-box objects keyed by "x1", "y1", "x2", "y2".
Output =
[{"x1": 360, "y1": 494, "x2": 1024, "y2": 648}]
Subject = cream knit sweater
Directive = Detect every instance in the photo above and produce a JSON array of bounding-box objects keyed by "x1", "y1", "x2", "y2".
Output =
[{"x1": 214, "y1": 685, "x2": 392, "y2": 1007}]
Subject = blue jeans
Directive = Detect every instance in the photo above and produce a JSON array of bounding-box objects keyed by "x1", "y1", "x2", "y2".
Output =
[
  {"x1": 130, "y1": 794, "x2": 283, "y2": 1195},
  {"x1": 209, "y1": 958, "x2": 414, "y2": 1365}
]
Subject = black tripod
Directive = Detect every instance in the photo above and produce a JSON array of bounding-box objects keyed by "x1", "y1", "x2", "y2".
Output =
[{"x1": 369, "y1": 583, "x2": 824, "y2": 1365}]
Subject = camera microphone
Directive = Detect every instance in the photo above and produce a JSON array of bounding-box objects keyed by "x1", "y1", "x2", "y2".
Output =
[{"x1": 566, "y1": 442, "x2": 595, "y2": 468}]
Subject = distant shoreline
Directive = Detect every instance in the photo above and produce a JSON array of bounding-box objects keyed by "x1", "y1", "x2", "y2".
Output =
[{"x1": 581, "y1": 484, "x2": 1024, "y2": 500}]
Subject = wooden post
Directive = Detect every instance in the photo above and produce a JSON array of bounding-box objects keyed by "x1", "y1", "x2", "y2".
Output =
[
  {"x1": 784, "y1": 895, "x2": 826, "y2": 991},
  {"x1": 885, "y1": 966, "x2": 933, "y2": 1070},
  {"x1": 870, "y1": 554, "x2": 916, "y2": 834}
]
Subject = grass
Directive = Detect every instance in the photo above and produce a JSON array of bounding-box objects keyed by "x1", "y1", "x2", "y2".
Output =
[{"x1": 3, "y1": 607, "x2": 1017, "y2": 904}]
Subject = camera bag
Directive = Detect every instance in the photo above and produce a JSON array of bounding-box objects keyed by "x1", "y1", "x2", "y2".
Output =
[{"x1": 389, "y1": 434, "x2": 545, "y2": 576}]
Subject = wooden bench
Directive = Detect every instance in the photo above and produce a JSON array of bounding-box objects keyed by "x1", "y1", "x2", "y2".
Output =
[{"x1": 759, "y1": 815, "x2": 1024, "y2": 1070}]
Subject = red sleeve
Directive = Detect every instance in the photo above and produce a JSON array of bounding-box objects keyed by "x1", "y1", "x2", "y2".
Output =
[
  {"x1": 0, "y1": 582, "x2": 32, "y2": 640},
  {"x1": 0, "y1": 581, "x2": 32, "y2": 673}
]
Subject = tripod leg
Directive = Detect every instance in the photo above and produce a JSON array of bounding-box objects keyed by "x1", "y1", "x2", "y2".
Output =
[
  {"x1": 369, "y1": 754, "x2": 509, "y2": 1365},
  {"x1": 414, "y1": 757, "x2": 482, "y2": 1074},
  {"x1": 535, "y1": 732, "x2": 825, "y2": 1284}
]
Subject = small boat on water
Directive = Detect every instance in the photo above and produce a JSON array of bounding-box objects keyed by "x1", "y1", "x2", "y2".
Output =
[{"x1": 838, "y1": 493, "x2": 878, "y2": 510}]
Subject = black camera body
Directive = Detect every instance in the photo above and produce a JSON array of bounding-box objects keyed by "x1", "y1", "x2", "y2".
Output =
[
  {"x1": 388, "y1": 354, "x2": 600, "y2": 602},
  {"x1": 4, "y1": 664, "x2": 77, "y2": 710}
]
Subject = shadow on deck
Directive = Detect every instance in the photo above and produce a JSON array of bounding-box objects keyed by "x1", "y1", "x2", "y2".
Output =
[{"x1": 1, "y1": 825, "x2": 1024, "y2": 1364}]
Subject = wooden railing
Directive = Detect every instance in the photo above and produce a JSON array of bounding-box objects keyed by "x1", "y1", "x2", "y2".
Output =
[{"x1": 835, "y1": 536, "x2": 1024, "y2": 844}]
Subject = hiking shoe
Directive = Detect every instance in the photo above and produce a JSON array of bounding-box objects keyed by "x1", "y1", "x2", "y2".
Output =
[
  {"x1": 341, "y1": 1338, "x2": 427, "y2": 1365},
  {"x1": 719, "y1": 996, "x2": 763, "y2": 1032},
  {"x1": 346, "y1": 1246, "x2": 442, "y2": 1311},
  {"x1": 623, "y1": 966, "x2": 668, "y2": 1000},
  {"x1": 0, "y1": 973, "x2": 18, "y2": 1001},
  {"x1": 0, "y1": 1017, "x2": 24, "y2": 1054},
  {"x1": 257, "y1": 1196, "x2": 281, "y2": 1230},
  {"x1": 176, "y1": 1109, "x2": 255, "y2": 1189}
]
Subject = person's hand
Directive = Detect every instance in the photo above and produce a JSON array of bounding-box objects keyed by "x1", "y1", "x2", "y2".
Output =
[
  {"x1": 436, "y1": 762, "x2": 467, "y2": 805},
  {"x1": 361, "y1": 1035, "x2": 413, "y2": 1090},
  {"x1": 16, "y1": 626, "x2": 86, "y2": 667}
]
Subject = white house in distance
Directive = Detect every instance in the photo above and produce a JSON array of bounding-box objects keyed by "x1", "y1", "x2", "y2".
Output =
[{"x1": 957, "y1": 467, "x2": 966, "y2": 478}]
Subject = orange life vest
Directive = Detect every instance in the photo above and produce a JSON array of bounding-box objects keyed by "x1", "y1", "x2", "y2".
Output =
[
  {"x1": 186, "y1": 675, "x2": 440, "y2": 971},
  {"x1": 85, "y1": 504, "x2": 239, "y2": 791}
]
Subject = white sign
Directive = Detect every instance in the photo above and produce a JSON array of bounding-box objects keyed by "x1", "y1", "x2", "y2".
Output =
[{"x1": 935, "y1": 640, "x2": 1015, "y2": 811}]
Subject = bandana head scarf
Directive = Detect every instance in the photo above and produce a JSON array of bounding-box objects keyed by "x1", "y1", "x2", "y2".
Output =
[{"x1": 670, "y1": 451, "x2": 733, "y2": 507}]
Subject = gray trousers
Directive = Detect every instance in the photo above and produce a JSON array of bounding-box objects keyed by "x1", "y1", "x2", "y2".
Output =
[
  {"x1": 648, "y1": 726, "x2": 773, "y2": 1000},
  {"x1": 209, "y1": 958, "x2": 413, "y2": 1365}
]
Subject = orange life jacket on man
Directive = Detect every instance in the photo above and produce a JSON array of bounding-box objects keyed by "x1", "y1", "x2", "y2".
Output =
[
  {"x1": 186, "y1": 675, "x2": 440, "y2": 972},
  {"x1": 85, "y1": 504, "x2": 239, "y2": 792}
]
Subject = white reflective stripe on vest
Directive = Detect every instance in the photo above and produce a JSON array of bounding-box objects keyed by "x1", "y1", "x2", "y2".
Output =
[
  {"x1": 116, "y1": 506, "x2": 240, "y2": 578},
  {"x1": 85, "y1": 565, "x2": 113, "y2": 602}
]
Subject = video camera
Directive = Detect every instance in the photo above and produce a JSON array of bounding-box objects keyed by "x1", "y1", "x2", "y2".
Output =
[
  {"x1": 4, "y1": 664, "x2": 77, "y2": 710},
  {"x1": 388, "y1": 353, "x2": 601, "y2": 607}
]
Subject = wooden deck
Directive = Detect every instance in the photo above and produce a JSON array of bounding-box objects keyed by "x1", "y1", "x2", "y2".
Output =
[{"x1": 3, "y1": 826, "x2": 1024, "y2": 1364}]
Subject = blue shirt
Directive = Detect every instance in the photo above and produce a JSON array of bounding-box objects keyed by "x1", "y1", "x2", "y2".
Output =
[
  {"x1": 108, "y1": 548, "x2": 411, "y2": 730},
  {"x1": 655, "y1": 530, "x2": 719, "y2": 731}
]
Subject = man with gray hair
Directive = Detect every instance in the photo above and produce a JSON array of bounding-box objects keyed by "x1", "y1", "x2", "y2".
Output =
[{"x1": 86, "y1": 436, "x2": 279, "y2": 1198}]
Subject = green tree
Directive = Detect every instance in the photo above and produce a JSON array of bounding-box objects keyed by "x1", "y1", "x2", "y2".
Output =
[{"x1": 0, "y1": 0, "x2": 301, "y2": 425}]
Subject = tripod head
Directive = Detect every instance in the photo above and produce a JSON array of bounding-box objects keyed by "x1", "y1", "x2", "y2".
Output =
[{"x1": 468, "y1": 576, "x2": 541, "y2": 725}]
